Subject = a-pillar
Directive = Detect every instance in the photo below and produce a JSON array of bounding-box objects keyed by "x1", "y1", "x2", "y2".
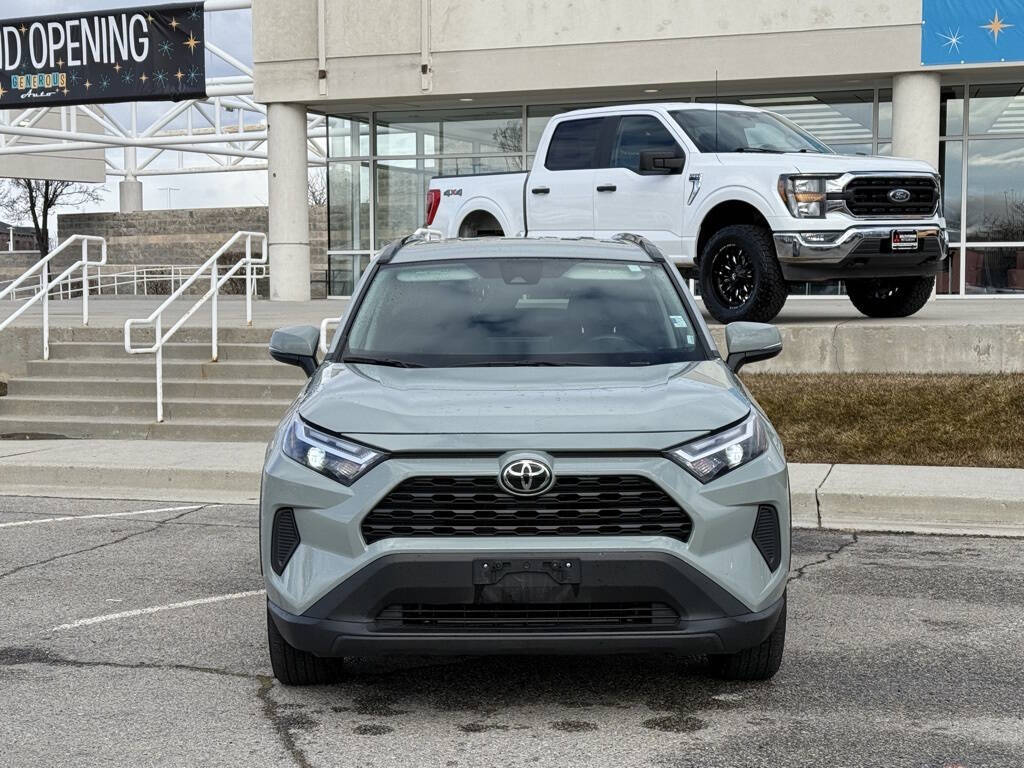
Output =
[
  {"x1": 267, "y1": 102, "x2": 311, "y2": 302},
  {"x1": 892, "y1": 72, "x2": 941, "y2": 170}
]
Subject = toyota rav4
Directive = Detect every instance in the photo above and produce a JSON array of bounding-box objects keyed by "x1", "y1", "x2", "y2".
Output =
[{"x1": 262, "y1": 233, "x2": 790, "y2": 685}]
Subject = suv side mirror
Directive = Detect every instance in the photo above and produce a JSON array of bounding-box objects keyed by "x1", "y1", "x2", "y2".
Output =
[
  {"x1": 725, "y1": 322, "x2": 782, "y2": 373},
  {"x1": 639, "y1": 150, "x2": 685, "y2": 175},
  {"x1": 269, "y1": 325, "x2": 320, "y2": 377}
]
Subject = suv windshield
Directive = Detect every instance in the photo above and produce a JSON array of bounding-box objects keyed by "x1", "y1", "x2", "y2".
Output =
[
  {"x1": 339, "y1": 257, "x2": 706, "y2": 368},
  {"x1": 671, "y1": 109, "x2": 833, "y2": 154}
]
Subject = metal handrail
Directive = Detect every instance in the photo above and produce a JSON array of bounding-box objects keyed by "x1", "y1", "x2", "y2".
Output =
[
  {"x1": 319, "y1": 315, "x2": 343, "y2": 355},
  {"x1": 123, "y1": 231, "x2": 267, "y2": 422},
  {"x1": 0, "y1": 235, "x2": 107, "y2": 359}
]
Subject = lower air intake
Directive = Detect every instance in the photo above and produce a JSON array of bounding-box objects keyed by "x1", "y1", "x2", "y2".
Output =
[
  {"x1": 376, "y1": 602, "x2": 679, "y2": 631},
  {"x1": 271, "y1": 508, "x2": 300, "y2": 575},
  {"x1": 752, "y1": 505, "x2": 782, "y2": 571}
]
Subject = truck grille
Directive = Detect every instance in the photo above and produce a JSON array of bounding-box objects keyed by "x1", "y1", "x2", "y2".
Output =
[
  {"x1": 377, "y1": 602, "x2": 680, "y2": 630},
  {"x1": 842, "y1": 176, "x2": 938, "y2": 217},
  {"x1": 362, "y1": 475, "x2": 692, "y2": 544}
]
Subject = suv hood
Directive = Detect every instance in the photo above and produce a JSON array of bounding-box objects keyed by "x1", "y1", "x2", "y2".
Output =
[
  {"x1": 716, "y1": 151, "x2": 936, "y2": 175},
  {"x1": 298, "y1": 360, "x2": 749, "y2": 439}
]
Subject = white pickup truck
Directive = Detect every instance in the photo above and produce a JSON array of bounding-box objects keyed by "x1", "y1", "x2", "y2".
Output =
[{"x1": 425, "y1": 102, "x2": 947, "y2": 323}]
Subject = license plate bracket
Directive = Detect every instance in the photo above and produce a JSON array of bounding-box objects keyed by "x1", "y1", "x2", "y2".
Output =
[
  {"x1": 473, "y1": 558, "x2": 581, "y2": 586},
  {"x1": 891, "y1": 229, "x2": 919, "y2": 251}
]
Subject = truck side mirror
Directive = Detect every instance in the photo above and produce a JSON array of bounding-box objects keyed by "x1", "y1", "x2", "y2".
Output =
[
  {"x1": 269, "y1": 325, "x2": 320, "y2": 377},
  {"x1": 639, "y1": 150, "x2": 685, "y2": 175},
  {"x1": 725, "y1": 322, "x2": 782, "y2": 373}
]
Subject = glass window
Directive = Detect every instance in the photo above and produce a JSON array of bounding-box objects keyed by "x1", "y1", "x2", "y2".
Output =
[
  {"x1": 940, "y1": 86, "x2": 965, "y2": 136},
  {"x1": 544, "y1": 118, "x2": 605, "y2": 170},
  {"x1": 967, "y1": 83, "x2": 1024, "y2": 135},
  {"x1": 877, "y1": 142, "x2": 893, "y2": 156},
  {"x1": 328, "y1": 115, "x2": 370, "y2": 158},
  {"x1": 878, "y1": 89, "x2": 892, "y2": 140},
  {"x1": 527, "y1": 103, "x2": 607, "y2": 152},
  {"x1": 830, "y1": 143, "x2": 872, "y2": 156},
  {"x1": 375, "y1": 107, "x2": 523, "y2": 156},
  {"x1": 341, "y1": 257, "x2": 705, "y2": 367},
  {"x1": 328, "y1": 160, "x2": 370, "y2": 251},
  {"x1": 965, "y1": 138, "x2": 1024, "y2": 240},
  {"x1": 438, "y1": 156, "x2": 524, "y2": 175},
  {"x1": 609, "y1": 115, "x2": 681, "y2": 171},
  {"x1": 939, "y1": 141, "x2": 963, "y2": 243},
  {"x1": 964, "y1": 246, "x2": 1024, "y2": 293},
  {"x1": 936, "y1": 248, "x2": 962, "y2": 295},
  {"x1": 671, "y1": 108, "x2": 832, "y2": 153},
  {"x1": 373, "y1": 159, "x2": 435, "y2": 248}
]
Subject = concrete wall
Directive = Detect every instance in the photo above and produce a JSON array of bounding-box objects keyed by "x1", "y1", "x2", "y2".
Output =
[
  {"x1": 57, "y1": 206, "x2": 330, "y2": 298},
  {"x1": 253, "y1": 0, "x2": 923, "y2": 105}
]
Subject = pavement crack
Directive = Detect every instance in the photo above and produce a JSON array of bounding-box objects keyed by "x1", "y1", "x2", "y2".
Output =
[
  {"x1": 789, "y1": 532, "x2": 858, "y2": 583},
  {"x1": 814, "y1": 463, "x2": 835, "y2": 528},
  {"x1": 0, "y1": 507, "x2": 199, "y2": 580},
  {"x1": 257, "y1": 677, "x2": 314, "y2": 768},
  {"x1": 0, "y1": 645, "x2": 261, "y2": 681}
]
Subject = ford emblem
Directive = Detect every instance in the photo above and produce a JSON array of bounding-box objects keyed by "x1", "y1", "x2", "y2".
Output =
[{"x1": 888, "y1": 188, "x2": 912, "y2": 203}]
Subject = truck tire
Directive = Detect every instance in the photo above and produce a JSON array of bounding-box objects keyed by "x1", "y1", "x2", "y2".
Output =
[
  {"x1": 267, "y1": 607, "x2": 344, "y2": 686},
  {"x1": 708, "y1": 597, "x2": 786, "y2": 681},
  {"x1": 699, "y1": 224, "x2": 788, "y2": 323},
  {"x1": 846, "y1": 276, "x2": 934, "y2": 318}
]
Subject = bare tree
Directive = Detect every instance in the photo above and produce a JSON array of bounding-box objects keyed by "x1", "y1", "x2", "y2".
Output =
[
  {"x1": 308, "y1": 168, "x2": 328, "y2": 207},
  {"x1": 0, "y1": 179, "x2": 104, "y2": 258}
]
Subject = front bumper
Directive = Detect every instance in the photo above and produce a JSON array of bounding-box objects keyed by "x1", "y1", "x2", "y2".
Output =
[
  {"x1": 267, "y1": 551, "x2": 787, "y2": 657},
  {"x1": 773, "y1": 226, "x2": 947, "y2": 281}
]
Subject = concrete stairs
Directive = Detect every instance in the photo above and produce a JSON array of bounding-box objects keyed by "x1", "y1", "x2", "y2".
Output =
[{"x1": 0, "y1": 329, "x2": 304, "y2": 442}]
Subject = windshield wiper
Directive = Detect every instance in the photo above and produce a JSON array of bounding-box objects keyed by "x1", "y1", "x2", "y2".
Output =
[
  {"x1": 732, "y1": 146, "x2": 784, "y2": 154},
  {"x1": 341, "y1": 355, "x2": 424, "y2": 368}
]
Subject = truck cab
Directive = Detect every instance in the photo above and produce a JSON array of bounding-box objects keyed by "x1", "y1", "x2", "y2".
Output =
[{"x1": 426, "y1": 103, "x2": 947, "y2": 323}]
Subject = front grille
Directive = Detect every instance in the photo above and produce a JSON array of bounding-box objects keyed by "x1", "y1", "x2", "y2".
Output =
[
  {"x1": 842, "y1": 176, "x2": 938, "y2": 217},
  {"x1": 377, "y1": 602, "x2": 679, "y2": 630},
  {"x1": 362, "y1": 475, "x2": 692, "y2": 544}
]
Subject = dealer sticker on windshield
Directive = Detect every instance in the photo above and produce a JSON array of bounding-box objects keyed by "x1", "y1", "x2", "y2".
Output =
[{"x1": 891, "y1": 230, "x2": 919, "y2": 251}]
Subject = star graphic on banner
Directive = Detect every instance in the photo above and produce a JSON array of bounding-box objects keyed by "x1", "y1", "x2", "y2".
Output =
[
  {"x1": 113, "y1": 62, "x2": 122, "y2": 73},
  {"x1": 186, "y1": 66, "x2": 202, "y2": 84},
  {"x1": 184, "y1": 33, "x2": 201, "y2": 53},
  {"x1": 158, "y1": 40, "x2": 174, "y2": 57},
  {"x1": 56, "y1": 58, "x2": 64, "y2": 68},
  {"x1": 98, "y1": 76, "x2": 110, "y2": 90},
  {"x1": 188, "y1": 7, "x2": 202, "y2": 21},
  {"x1": 938, "y1": 26, "x2": 963, "y2": 54},
  {"x1": 121, "y1": 69, "x2": 134, "y2": 85},
  {"x1": 147, "y1": 13, "x2": 154, "y2": 23},
  {"x1": 18, "y1": 24, "x2": 26, "y2": 34},
  {"x1": 62, "y1": 88, "x2": 70, "y2": 96},
  {"x1": 69, "y1": 71, "x2": 80, "y2": 86},
  {"x1": 0, "y1": 83, "x2": 7, "y2": 100},
  {"x1": 84, "y1": 79, "x2": 92, "y2": 90},
  {"x1": 170, "y1": 17, "x2": 179, "y2": 30},
  {"x1": 154, "y1": 70, "x2": 168, "y2": 86},
  {"x1": 981, "y1": 10, "x2": 1014, "y2": 43},
  {"x1": 174, "y1": 69, "x2": 185, "y2": 83},
  {"x1": 140, "y1": 73, "x2": 149, "y2": 84}
]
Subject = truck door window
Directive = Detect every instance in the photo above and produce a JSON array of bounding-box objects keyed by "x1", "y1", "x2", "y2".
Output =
[
  {"x1": 544, "y1": 118, "x2": 605, "y2": 171},
  {"x1": 610, "y1": 115, "x2": 681, "y2": 172}
]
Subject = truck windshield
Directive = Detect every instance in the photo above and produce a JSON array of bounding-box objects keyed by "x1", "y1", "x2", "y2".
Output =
[
  {"x1": 339, "y1": 257, "x2": 706, "y2": 368},
  {"x1": 671, "y1": 109, "x2": 833, "y2": 154}
]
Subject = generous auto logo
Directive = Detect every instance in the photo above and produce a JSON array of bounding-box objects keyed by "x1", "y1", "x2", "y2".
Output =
[
  {"x1": 499, "y1": 457, "x2": 554, "y2": 496},
  {"x1": 888, "y1": 188, "x2": 912, "y2": 203}
]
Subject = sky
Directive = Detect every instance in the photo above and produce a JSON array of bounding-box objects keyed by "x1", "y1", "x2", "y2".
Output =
[{"x1": 1, "y1": 1, "x2": 282, "y2": 223}]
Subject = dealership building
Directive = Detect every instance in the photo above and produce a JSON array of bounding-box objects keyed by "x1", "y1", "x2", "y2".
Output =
[{"x1": 251, "y1": 0, "x2": 1024, "y2": 299}]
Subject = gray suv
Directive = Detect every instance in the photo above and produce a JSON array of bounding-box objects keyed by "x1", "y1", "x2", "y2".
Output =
[{"x1": 262, "y1": 234, "x2": 790, "y2": 686}]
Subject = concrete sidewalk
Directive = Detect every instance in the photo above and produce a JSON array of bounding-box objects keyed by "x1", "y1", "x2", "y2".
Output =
[{"x1": 1, "y1": 438, "x2": 1021, "y2": 536}]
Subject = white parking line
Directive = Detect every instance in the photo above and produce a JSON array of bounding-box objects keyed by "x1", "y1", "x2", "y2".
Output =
[
  {"x1": 0, "y1": 504, "x2": 204, "y2": 528},
  {"x1": 50, "y1": 589, "x2": 267, "y2": 631}
]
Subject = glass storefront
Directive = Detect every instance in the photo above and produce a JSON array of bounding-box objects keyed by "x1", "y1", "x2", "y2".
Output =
[{"x1": 325, "y1": 83, "x2": 1024, "y2": 296}]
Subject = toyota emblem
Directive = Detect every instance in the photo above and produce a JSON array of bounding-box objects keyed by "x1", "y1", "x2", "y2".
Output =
[
  {"x1": 499, "y1": 456, "x2": 554, "y2": 496},
  {"x1": 888, "y1": 188, "x2": 912, "y2": 203}
]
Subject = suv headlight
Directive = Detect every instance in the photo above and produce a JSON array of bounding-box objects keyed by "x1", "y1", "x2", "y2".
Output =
[
  {"x1": 778, "y1": 175, "x2": 827, "y2": 218},
  {"x1": 282, "y1": 415, "x2": 384, "y2": 485},
  {"x1": 667, "y1": 412, "x2": 768, "y2": 483}
]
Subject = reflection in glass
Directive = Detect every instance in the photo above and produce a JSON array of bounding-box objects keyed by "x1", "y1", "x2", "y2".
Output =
[
  {"x1": 328, "y1": 161, "x2": 370, "y2": 251},
  {"x1": 527, "y1": 102, "x2": 609, "y2": 152},
  {"x1": 374, "y1": 159, "x2": 435, "y2": 248},
  {"x1": 328, "y1": 115, "x2": 370, "y2": 158},
  {"x1": 877, "y1": 142, "x2": 892, "y2": 156},
  {"x1": 939, "y1": 140, "x2": 963, "y2": 243},
  {"x1": 940, "y1": 86, "x2": 964, "y2": 136},
  {"x1": 831, "y1": 143, "x2": 872, "y2": 156},
  {"x1": 878, "y1": 89, "x2": 892, "y2": 140},
  {"x1": 936, "y1": 248, "x2": 962, "y2": 295},
  {"x1": 967, "y1": 83, "x2": 1024, "y2": 135},
  {"x1": 375, "y1": 107, "x2": 523, "y2": 156},
  {"x1": 964, "y1": 247, "x2": 1024, "y2": 293},
  {"x1": 328, "y1": 254, "x2": 372, "y2": 297},
  {"x1": 966, "y1": 138, "x2": 1024, "y2": 240}
]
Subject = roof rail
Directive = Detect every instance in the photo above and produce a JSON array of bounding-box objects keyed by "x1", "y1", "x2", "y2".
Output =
[
  {"x1": 376, "y1": 228, "x2": 444, "y2": 264},
  {"x1": 611, "y1": 232, "x2": 667, "y2": 263}
]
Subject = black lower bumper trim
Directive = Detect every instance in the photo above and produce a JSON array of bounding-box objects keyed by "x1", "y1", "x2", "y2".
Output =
[{"x1": 267, "y1": 551, "x2": 785, "y2": 657}]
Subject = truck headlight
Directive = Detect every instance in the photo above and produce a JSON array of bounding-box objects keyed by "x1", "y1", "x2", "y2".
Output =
[
  {"x1": 667, "y1": 412, "x2": 768, "y2": 483},
  {"x1": 282, "y1": 415, "x2": 384, "y2": 485},
  {"x1": 778, "y1": 175, "x2": 827, "y2": 219}
]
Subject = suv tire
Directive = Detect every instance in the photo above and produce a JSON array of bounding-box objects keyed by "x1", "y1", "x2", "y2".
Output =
[
  {"x1": 267, "y1": 607, "x2": 344, "y2": 686},
  {"x1": 709, "y1": 597, "x2": 786, "y2": 681},
  {"x1": 699, "y1": 225, "x2": 788, "y2": 323},
  {"x1": 846, "y1": 275, "x2": 934, "y2": 318}
]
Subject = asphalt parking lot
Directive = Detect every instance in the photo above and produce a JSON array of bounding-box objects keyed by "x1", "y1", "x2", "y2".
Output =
[{"x1": 1, "y1": 495, "x2": 1022, "y2": 768}]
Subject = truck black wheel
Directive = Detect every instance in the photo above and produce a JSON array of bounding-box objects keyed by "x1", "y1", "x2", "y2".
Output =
[
  {"x1": 267, "y1": 607, "x2": 344, "y2": 686},
  {"x1": 846, "y1": 276, "x2": 934, "y2": 318},
  {"x1": 699, "y1": 225, "x2": 788, "y2": 323},
  {"x1": 708, "y1": 597, "x2": 786, "y2": 681}
]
